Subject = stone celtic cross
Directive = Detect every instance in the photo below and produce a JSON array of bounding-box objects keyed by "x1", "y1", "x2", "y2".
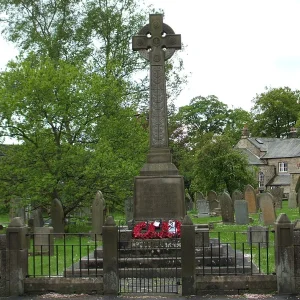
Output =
[{"x1": 132, "y1": 14, "x2": 181, "y2": 148}]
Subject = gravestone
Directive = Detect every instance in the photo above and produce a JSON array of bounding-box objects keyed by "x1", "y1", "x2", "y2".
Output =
[
  {"x1": 132, "y1": 14, "x2": 185, "y2": 221},
  {"x1": 34, "y1": 226, "x2": 54, "y2": 255},
  {"x1": 125, "y1": 197, "x2": 133, "y2": 223},
  {"x1": 31, "y1": 208, "x2": 44, "y2": 228},
  {"x1": 196, "y1": 199, "x2": 209, "y2": 218},
  {"x1": 270, "y1": 187, "x2": 283, "y2": 209},
  {"x1": 260, "y1": 192, "x2": 276, "y2": 225},
  {"x1": 207, "y1": 190, "x2": 219, "y2": 211},
  {"x1": 232, "y1": 189, "x2": 243, "y2": 203},
  {"x1": 219, "y1": 192, "x2": 234, "y2": 224},
  {"x1": 185, "y1": 194, "x2": 193, "y2": 212},
  {"x1": 9, "y1": 198, "x2": 26, "y2": 223},
  {"x1": 50, "y1": 198, "x2": 64, "y2": 234},
  {"x1": 234, "y1": 200, "x2": 249, "y2": 225},
  {"x1": 92, "y1": 191, "x2": 105, "y2": 238},
  {"x1": 244, "y1": 184, "x2": 258, "y2": 213},
  {"x1": 288, "y1": 191, "x2": 297, "y2": 208},
  {"x1": 195, "y1": 192, "x2": 205, "y2": 210},
  {"x1": 195, "y1": 192, "x2": 205, "y2": 200},
  {"x1": 247, "y1": 226, "x2": 269, "y2": 247}
]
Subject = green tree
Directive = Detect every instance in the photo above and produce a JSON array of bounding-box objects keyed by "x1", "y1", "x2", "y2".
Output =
[
  {"x1": 191, "y1": 134, "x2": 256, "y2": 195},
  {"x1": 0, "y1": 56, "x2": 148, "y2": 215},
  {"x1": 251, "y1": 86, "x2": 300, "y2": 138}
]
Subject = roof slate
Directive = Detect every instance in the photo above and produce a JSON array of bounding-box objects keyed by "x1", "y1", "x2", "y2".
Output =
[
  {"x1": 248, "y1": 137, "x2": 300, "y2": 158},
  {"x1": 238, "y1": 148, "x2": 265, "y2": 165}
]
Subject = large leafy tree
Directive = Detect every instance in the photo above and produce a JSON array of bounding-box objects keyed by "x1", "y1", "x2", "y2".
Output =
[
  {"x1": 0, "y1": 0, "x2": 172, "y2": 216},
  {"x1": 169, "y1": 95, "x2": 252, "y2": 199},
  {"x1": 250, "y1": 86, "x2": 300, "y2": 138}
]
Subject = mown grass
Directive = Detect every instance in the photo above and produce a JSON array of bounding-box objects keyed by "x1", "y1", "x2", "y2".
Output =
[
  {"x1": 28, "y1": 234, "x2": 101, "y2": 277},
  {"x1": 188, "y1": 200, "x2": 299, "y2": 274}
]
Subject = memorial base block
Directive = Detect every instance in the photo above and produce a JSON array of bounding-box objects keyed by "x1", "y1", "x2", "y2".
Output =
[{"x1": 133, "y1": 175, "x2": 186, "y2": 221}]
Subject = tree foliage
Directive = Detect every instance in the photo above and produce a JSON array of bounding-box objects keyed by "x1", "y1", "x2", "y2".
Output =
[
  {"x1": 0, "y1": 0, "x2": 171, "y2": 216},
  {"x1": 191, "y1": 134, "x2": 257, "y2": 195},
  {"x1": 169, "y1": 95, "x2": 253, "y2": 198},
  {"x1": 250, "y1": 86, "x2": 300, "y2": 138}
]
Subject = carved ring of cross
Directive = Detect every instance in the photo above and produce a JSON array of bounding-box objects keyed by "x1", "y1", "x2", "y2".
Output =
[{"x1": 136, "y1": 23, "x2": 177, "y2": 61}]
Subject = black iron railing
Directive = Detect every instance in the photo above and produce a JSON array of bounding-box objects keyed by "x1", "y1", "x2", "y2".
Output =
[
  {"x1": 27, "y1": 233, "x2": 102, "y2": 278},
  {"x1": 196, "y1": 229, "x2": 275, "y2": 275}
]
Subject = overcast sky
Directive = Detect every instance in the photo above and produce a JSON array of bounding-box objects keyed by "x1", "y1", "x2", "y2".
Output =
[
  {"x1": 0, "y1": 0, "x2": 300, "y2": 112},
  {"x1": 144, "y1": 0, "x2": 300, "y2": 111}
]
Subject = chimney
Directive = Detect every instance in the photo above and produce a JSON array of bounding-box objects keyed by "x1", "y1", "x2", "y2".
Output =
[
  {"x1": 241, "y1": 125, "x2": 249, "y2": 138},
  {"x1": 289, "y1": 127, "x2": 297, "y2": 138}
]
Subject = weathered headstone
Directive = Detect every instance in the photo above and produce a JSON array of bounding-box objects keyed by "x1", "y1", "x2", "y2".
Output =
[
  {"x1": 232, "y1": 189, "x2": 243, "y2": 203},
  {"x1": 288, "y1": 191, "x2": 298, "y2": 208},
  {"x1": 125, "y1": 197, "x2": 133, "y2": 222},
  {"x1": 270, "y1": 187, "x2": 283, "y2": 209},
  {"x1": 244, "y1": 185, "x2": 258, "y2": 213},
  {"x1": 34, "y1": 227, "x2": 54, "y2": 255},
  {"x1": 219, "y1": 192, "x2": 234, "y2": 224},
  {"x1": 194, "y1": 192, "x2": 205, "y2": 210},
  {"x1": 234, "y1": 200, "x2": 249, "y2": 225},
  {"x1": 196, "y1": 199, "x2": 209, "y2": 218},
  {"x1": 195, "y1": 192, "x2": 205, "y2": 200},
  {"x1": 50, "y1": 198, "x2": 64, "y2": 234},
  {"x1": 92, "y1": 191, "x2": 105, "y2": 238},
  {"x1": 185, "y1": 194, "x2": 193, "y2": 212},
  {"x1": 9, "y1": 198, "x2": 26, "y2": 223},
  {"x1": 207, "y1": 190, "x2": 219, "y2": 211},
  {"x1": 247, "y1": 226, "x2": 269, "y2": 247},
  {"x1": 132, "y1": 14, "x2": 185, "y2": 221},
  {"x1": 260, "y1": 192, "x2": 276, "y2": 225},
  {"x1": 31, "y1": 208, "x2": 44, "y2": 228}
]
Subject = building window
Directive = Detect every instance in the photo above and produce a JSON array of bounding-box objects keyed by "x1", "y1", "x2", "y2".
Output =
[
  {"x1": 278, "y1": 162, "x2": 288, "y2": 173},
  {"x1": 258, "y1": 171, "x2": 264, "y2": 188}
]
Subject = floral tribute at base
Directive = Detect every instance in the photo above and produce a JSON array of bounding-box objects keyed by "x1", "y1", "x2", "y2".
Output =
[{"x1": 132, "y1": 220, "x2": 181, "y2": 239}]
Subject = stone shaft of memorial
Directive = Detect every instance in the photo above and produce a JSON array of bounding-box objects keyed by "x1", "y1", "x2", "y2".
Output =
[{"x1": 132, "y1": 14, "x2": 181, "y2": 148}]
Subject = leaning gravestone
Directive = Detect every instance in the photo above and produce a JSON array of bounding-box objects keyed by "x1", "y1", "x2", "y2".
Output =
[
  {"x1": 132, "y1": 14, "x2": 185, "y2": 221},
  {"x1": 196, "y1": 199, "x2": 209, "y2": 218},
  {"x1": 207, "y1": 190, "x2": 219, "y2": 211},
  {"x1": 50, "y1": 198, "x2": 64, "y2": 234},
  {"x1": 260, "y1": 192, "x2": 276, "y2": 225},
  {"x1": 234, "y1": 200, "x2": 249, "y2": 225},
  {"x1": 92, "y1": 191, "x2": 105, "y2": 239},
  {"x1": 244, "y1": 185, "x2": 258, "y2": 213},
  {"x1": 219, "y1": 192, "x2": 234, "y2": 224},
  {"x1": 270, "y1": 187, "x2": 283, "y2": 209}
]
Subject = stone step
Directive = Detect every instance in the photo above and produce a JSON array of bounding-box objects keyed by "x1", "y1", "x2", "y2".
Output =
[
  {"x1": 77, "y1": 252, "x2": 253, "y2": 269},
  {"x1": 64, "y1": 265, "x2": 256, "y2": 278}
]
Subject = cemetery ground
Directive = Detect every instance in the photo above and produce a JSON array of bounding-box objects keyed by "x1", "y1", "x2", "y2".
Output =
[{"x1": 0, "y1": 200, "x2": 299, "y2": 279}]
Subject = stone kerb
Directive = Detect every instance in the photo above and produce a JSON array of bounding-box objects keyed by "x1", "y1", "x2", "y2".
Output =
[{"x1": 275, "y1": 213, "x2": 295, "y2": 294}]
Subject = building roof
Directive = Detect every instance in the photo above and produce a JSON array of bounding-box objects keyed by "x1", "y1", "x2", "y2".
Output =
[
  {"x1": 248, "y1": 137, "x2": 300, "y2": 158},
  {"x1": 267, "y1": 174, "x2": 291, "y2": 186},
  {"x1": 238, "y1": 148, "x2": 265, "y2": 165}
]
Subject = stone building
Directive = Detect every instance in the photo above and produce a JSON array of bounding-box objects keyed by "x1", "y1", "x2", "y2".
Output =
[{"x1": 235, "y1": 126, "x2": 300, "y2": 197}]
